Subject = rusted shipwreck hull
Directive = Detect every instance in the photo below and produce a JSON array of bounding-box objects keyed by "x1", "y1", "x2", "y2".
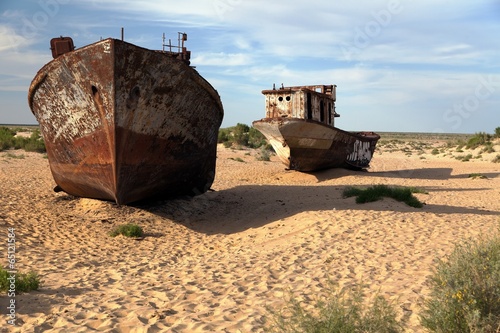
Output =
[
  {"x1": 28, "y1": 36, "x2": 223, "y2": 204},
  {"x1": 253, "y1": 84, "x2": 379, "y2": 172},
  {"x1": 253, "y1": 118, "x2": 379, "y2": 171}
]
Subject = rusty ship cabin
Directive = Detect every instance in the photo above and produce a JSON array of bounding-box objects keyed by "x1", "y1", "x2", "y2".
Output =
[{"x1": 262, "y1": 84, "x2": 340, "y2": 126}]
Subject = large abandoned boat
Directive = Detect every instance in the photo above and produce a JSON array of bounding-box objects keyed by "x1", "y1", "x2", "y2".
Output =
[
  {"x1": 28, "y1": 33, "x2": 223, "y2": 204},
  {"x1": 252, "y1": 84, "x2": 379, "y2": 172}
]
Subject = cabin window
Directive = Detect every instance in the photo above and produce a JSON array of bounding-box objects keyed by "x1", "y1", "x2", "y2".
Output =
[
  {"x1": 286, "y1": 96, "x2": 291, "y2": 101},
  {"x1": 278, "y1": 96, "x2": 283, "y2": 102},
  {"x1": 306, "y1": 93, "x2": 312, "y2": 119}
]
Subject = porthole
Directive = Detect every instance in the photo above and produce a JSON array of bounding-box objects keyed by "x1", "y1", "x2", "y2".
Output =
[
  {"x1": 286, "y1": 96, "x2": 290, "y2": 101},
  {"x1": 278, "y1": 96, "x2": 283, "y2": 102}
]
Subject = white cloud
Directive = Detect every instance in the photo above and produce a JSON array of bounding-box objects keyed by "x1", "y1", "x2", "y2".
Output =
[
  {"x1": 435, "y1": 44, "x2": 472, "y2": 55},
  {"x1": 203, "y1": 0, "x2": 500, "y2": 69},
  {"x1": 77, "y1": 0, "x2": 225, "y2": 25},
  {"x1": 0, "y1": 24, "x2": 32, "y2": 51},
  {"x1": 192, "y1": 52, "x2": 253, "y2": 66},
  {"x1": 0, "y1": 24, "x2": 52, "y2": 92},
  {"x1": 233, "y1": 36, "x2": 252, "y2": 50}
]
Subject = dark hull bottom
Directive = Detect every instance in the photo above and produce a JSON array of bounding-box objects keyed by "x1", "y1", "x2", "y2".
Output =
[
  {"x1": 51, "y1": 160, "x2": 215, "y2": 205},
  {"x1": 47, "y1": 128, "x2": 217, "y2": 205},
  {"x1": 288, "y1": 147, "x2": 353, "y2": 171}
]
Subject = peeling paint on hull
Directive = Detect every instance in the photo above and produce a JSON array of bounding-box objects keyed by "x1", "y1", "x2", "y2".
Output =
[
  {"x1": 28, "y1": 38, "x2": 223, "y2": 204},
  {"x1": 252, "y1": 118, "x2": 379, "y2": 172}
]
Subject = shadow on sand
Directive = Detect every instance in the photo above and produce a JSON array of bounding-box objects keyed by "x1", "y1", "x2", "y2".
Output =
[
  {"x1": 311, "y1": 167, "x2": 499, "y2": 182},
  {"x1": 139, "y1": 181, "x2": 499, "y2": 236}
]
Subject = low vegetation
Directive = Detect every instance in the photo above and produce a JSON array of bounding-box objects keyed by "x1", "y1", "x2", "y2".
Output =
[
  {"x1": 456, "y1": 154, "x2": 473, "y2": 162},
  {"x1": 466, "y1": 132, "x2": 492, "y2": 150},
  {"x1": 468, "y1": 173, "x2": 488, "y2": 179},
  {"x1": 376, "y1": 127, "x2": 500, "y2": 162},
  {"x1": 4, "y1": 153, "x2": 25, "y2": 159},
  {"x1": 218, "y1": 123, "x2": 272, "y2": 151},
  {"x1": 0, "y1": 126, "x2": 45, "y2": 153},
  {"x1": 0, "y1": 267, "x2": 42, "y2": 293},
  {"x1": 265, "y1": 283, "x2": 402, "y2": 333},
  {"x1": 229, "y1": 157, "x2": 245, "y2": 163},
  {"x1": 342, "y1": 185, "x2": 426, "y2": 208},
  {"x1": 420, "y1": 232, "x2": 500, "y2": 333},
  {"x1": 266, "y1": 230, "x2": 500, "y2": 333},
  {"x1": 481, "y1": 143, "x2": 495, "y2": 154},
  {"x1": 257, "y1": 146, "x2": 272, "y2": 161},
  {"x1": 109, "y1": 223, "x2": 144, "y2": 238}
]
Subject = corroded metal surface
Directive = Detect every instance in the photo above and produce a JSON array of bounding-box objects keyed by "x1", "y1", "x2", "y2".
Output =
[
  {"x1": 28, "y1": 38, "x2": 223, "y2": 204},
  {"x1": 261, "y1": 85, "x2": 339, "y2": 125},
  {"x1": 50, "y1": 36, "x2": 75, "y2": 59},
  {"x1": 253, "y1": 84, "x2": 379, "y2": 172}
]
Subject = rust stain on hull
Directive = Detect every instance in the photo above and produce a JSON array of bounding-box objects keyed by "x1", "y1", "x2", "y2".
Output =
[
  {"x1": 253, "y1": 84, "x2": 379, "y2": 172},
  {"x1": 28, "y1": 37, "x2": 223, "y2": 205}
]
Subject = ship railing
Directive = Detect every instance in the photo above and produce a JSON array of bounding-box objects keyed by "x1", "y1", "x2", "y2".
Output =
[{"x1": 162, "y1": 32, "x2": 191, "y2": 63}]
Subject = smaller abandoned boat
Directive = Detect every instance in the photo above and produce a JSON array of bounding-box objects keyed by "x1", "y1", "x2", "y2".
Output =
[
  {"x1": 252, "y1": 84, "x2": 379, "y2": 172},
  {"x1": 28, "y1": 33, "x2": 223, "y2": 204}
]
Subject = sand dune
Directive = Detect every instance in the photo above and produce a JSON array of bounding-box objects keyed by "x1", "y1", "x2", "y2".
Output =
[{"x1": 0, "y1": 144, "x2": 499, "y2": 332}]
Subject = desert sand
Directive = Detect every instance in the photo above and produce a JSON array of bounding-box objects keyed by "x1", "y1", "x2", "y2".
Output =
[{"x1": 1, "y1": 141, "x2": 499, "y2": 332}]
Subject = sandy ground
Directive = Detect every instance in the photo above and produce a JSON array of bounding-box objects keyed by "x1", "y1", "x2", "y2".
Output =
[{"x1": 0, "y1": 143, "x2": 499, "y2": 332}]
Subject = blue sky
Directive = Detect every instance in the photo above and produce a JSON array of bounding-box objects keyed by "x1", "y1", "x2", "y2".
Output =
[{"x1": 1, "y1": 0, "x2": 499, "y2": 133}]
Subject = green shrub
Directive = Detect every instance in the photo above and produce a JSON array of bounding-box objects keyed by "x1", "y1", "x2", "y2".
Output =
[
  {"x1": 257, "y1": 146, "x2": 271, "y2": 161},
  {"x1": 109, "y1": 223, "x2": 144, "y2": 238},
  {"x1": 420, "y1": 233, "x2": 500, "y2": 333},
  {"x1": 218, "y1": 124, "x2": 270, "y2": 149},
  {"x1": 0, "y1": 127, "x2": 45, "y2": 153},
  {"x1": 0, "y1": 267, "x2": 42, "y2": 293},
  {"x1": 467, "y1": 132, "x2": 491, "y2": 150},
  {"x1": 5, "y1": 153, "x2": 25, "y2": 159},
  {"x1": 481, "y1": 143, "x2": 495, "y2": 154},
  {"x1": 218, "y1": 127, "x2": 231, "y2": 143},
  {"x1": 456, "y1": 154, "x2": 473, "y2": 162},
  {"x1": 431, "y1": 148, "x2": 440, "y2": 155},
  {"x1": 492, "y1": 155, "x2": 500, "y2": 163},
  {"x1": 343, "y1": 185, "x2": 425, "y2": 208},
  {"x1": 494, "y1": 127, "x2": 500, "y2": 139},
  {"x1": 468, "y1": 173, "x2": 487, "y2": 179},
  {"x1": 0, "y1": 127, "x2": 15, "y2": 151},
  {"x1": 22, "y1": 129, "x2": 46, "y2": 153},
  {"x1": 248, "y1": 127, "x2": 268, "y2": 148},
  {"x1": 265, "y1": 283, "x2": 402, "y2": 333},
  {"x1": 233, "y1": 123, "x2": 250, "y2": 146}
]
